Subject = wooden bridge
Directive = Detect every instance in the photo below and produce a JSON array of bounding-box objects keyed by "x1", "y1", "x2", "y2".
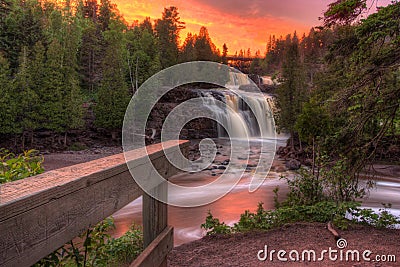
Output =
[
  {"x1": 226, "y1": 56, "x2": 255, "y2": 62},
  {"x1": 0, "y1": 140, "x2": 189, "y2": 267}
]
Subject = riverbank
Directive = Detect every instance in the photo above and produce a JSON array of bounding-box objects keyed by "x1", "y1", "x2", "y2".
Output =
[
  {"x1": 168, "y1": 222, "x2": 400, "y2": 266},
  {"x1": 42, "y1": 143, "x2": 400, "y2": 245}
]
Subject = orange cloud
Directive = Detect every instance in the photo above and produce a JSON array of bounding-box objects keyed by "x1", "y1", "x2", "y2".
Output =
[{"x1": 112, "y1": 0, "x2": 393, "y2": 55}]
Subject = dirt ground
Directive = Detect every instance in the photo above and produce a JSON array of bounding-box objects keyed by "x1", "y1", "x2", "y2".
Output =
[
  {"x1": 168, "y1": 222, "x2": 400, "y2": 267},
  {"x1": 42, "y1": 146, "x2": 122, "y2": 171}
]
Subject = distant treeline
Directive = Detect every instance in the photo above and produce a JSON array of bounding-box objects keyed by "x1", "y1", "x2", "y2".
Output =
[{"x1": 0, "y1": 0, "x2": 227, "y2": 148}]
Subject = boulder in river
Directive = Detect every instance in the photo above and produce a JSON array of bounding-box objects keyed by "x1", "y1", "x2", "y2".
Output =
[{"x1": 285, "y1": 159, "x2": 301, "y2": 170}]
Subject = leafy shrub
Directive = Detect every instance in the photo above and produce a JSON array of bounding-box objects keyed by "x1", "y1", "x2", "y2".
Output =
[
  {"x1": 280, "y1": 158, "x2": 366, "y2": 208},
  {"x1": 0, "y1": 149, "x2": 44, "y2": 184},
  {"x1": 202, "y1": 201, "x2": 399, "y2": 235},
  {"x1": 104, "y1": 226, "x2": 143, "y2": 265},
  {"x1": 280, "y1": 168, "x2": 325, "y2": 206},
  {"x1": 202, "y1": 151, "x2": 399, "y2": 235},
  {"x1": 201, "y1": 211, "x2": 232, "y2": 235},
  {"x1": 34, "y1": 217, "x2": 143, "y2": 267},
  {"x1": 350, "y1": 203, "x2": 400, "y2": 229},
  {"x1": 320, "y1": 158, "x2": 366, "y2": 202}
]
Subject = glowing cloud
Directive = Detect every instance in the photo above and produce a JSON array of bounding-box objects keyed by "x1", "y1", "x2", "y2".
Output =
[{"x1": 113, "y1": 0, "x2": 393, "y2": 55}]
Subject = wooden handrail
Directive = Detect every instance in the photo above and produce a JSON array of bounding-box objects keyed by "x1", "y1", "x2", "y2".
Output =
[{"x1": 0, "y1": 140, "x2": 189, "y2": 267}]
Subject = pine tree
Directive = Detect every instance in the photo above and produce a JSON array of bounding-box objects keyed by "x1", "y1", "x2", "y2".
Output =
[
  {"x1": 221, "y1": 43, "x2": 228, "y2": 64},
  {"x1": 126, "y1": 23, "x2": 161, "y2": 91},
  {"x1": 180, "y1": 33, "x2": 196, "y2": 62},
  {"x1": 14, "y1": 47, "x2": 40, "y2": 147},
  {"x1": 0, "y1": 54, "x2": 17, "y2": 135},
  {"x1": 95, "y1": 20, "x2": 130, "y2": 138},
  {"x1": 41, "y1": 40, "x2": 65, "y2": 133},
  {"x1": 275, "y1": 33, "x2": 307, "y2": 149},
  {"x1": 61, "y1": 12, "x2": 84, "y2": 135},
  {"x1": 139, "y1": 17, "x2": 153, "y2": 34},
  {"x1": 154, "y1": 6, "x2": 185, "y2": 68},
  {"x1": 0, "y1": 0, "x2": 44, "y2": 72},
  {"x1": 193, "y1": 26, "x2": 218, "y2": 61}
]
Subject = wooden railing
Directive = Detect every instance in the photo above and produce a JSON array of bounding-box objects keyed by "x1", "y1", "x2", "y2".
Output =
[{"x1": 0, "y1": 140, "x2": 189, "y2": 267}]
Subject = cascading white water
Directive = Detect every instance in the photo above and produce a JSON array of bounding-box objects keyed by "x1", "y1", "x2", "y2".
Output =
[
  {"x1": 200, "y1": 89, "x2": 275, "y2": 139},
  {"x1": 200, "y1": 91, "x2": 249, "y2": 138},
  {"x1": 225, "y1": 72, "x2": 251, "y2": 90}
]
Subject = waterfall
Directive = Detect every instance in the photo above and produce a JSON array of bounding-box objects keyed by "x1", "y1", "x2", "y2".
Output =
[
  {"x1": 199, "y1": 89, "x2": 275, "y2": 139},
  {"x1": 225, "y1": 72, "x2": 251, "y2": 90}
]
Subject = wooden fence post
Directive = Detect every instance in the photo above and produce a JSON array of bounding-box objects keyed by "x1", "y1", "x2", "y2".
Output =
[{"x1": 143, "y1": 180, "x2": 168, "y2": 266}]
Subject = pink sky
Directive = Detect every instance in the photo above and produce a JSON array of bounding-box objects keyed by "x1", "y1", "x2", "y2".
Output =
[{"x1": 113, "y1": 0, "x2": 393, "y2": 55}]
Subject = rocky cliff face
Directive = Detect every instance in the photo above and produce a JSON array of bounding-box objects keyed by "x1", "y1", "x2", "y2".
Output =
[{"x1": 146, "y1": 87, "x2": 218, "y2": 141}]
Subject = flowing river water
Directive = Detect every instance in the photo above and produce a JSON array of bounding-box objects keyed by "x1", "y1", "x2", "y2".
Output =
[
  {"x1": 111, "y1": 137, "x2": 400, "y2": 246},
  {"x1": 112, "y1": 137, "x2": 290, "y2": 246},
  {"x1": 114, "y1": 139, "x2": 400, "y2": 246},
  {"x1": 112, "y1": 86, "x2": 400, "y2": 246}
]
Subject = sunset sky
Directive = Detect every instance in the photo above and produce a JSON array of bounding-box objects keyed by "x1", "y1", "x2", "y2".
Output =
[{"x1": 113, "y1": 0, "x2": 392, "y2": 55}]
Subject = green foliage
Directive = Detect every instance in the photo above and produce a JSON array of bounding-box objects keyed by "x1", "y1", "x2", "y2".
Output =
[
  {"x1": 126, "y1": 26, "x2": 161, "y2": 90},
  {"x1": 295, "y1": 99, "x2": 332, "y2": 143},
  {"x1": 202, "y1": 155, "x2": 399, "y2": 235},
  {"x1": 202, "y1": 200, "x2": 399, "y2": 236},
  {"x1": 201, "y1": 202, "x2": 357, "y2": 234},
  {"x1": 179, "y1": 26, "x2": 220, "y2": 62},
  {"x1": 317, "y1": 2, "x2": 400, "y2": 172},
  {"x1": 351, "y1": 203, "x2": 400, "y2": 229},
  {"x1": 155, "y1": 6, "x2": 185, "y2": 68},
  {"x1": 268, "y1": 3, "x2": 400, "y2": 200},
  {"x1": 105, "y1": 226, "x2": 143, "y2": 264},
  {"x1": 2, "y1": 1, "x2": 222, "y2": 148},
  {"x1": 275, "y1": 33, "x2": 307, "y2": 148},
  {"x1": 0, "y1": 149, "x2": 44, "y2": 183},
  {"x1": 321, "y1": 158, "x2": 366, "y2": 202},
  {"x1": 0, "y1": 54, "x2": 17, "y2": 134},
  {"x1": 0, "y1": 0, "x2": 45, "y2": 70},
  {"x1": 281, "y1": 169, "x2": 325, "y2": 206},
  {"x1": 34, "y1": 217, "x2": 143, "y2": 267},
  {"x1": 14, "y1": 47, "x2": 40, "y2": 135},
  {"x1": 201, "y1": 211, "x2": 231, "y2": 235},
  {"x1": 324, "y1": 0, "x2": 367, "y2": 27},
  {"x1": 94, "y1": 20, "x2": 131, "y2": 133}
]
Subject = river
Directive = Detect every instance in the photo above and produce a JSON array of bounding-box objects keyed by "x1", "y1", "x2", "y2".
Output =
[{"x1": 111, "y1": 137, "x2": 400, "y2": 246}]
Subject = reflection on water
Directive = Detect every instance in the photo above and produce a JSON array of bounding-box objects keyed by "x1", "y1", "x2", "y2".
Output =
[
  {"x1": 111, "y1": 172, "x2": 289, "y2": 246},
  {"x1": 112, "y1": 137, "x2": 288, "y2": 246}
]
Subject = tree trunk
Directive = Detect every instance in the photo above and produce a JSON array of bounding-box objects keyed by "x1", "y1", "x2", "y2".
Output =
[
  {"x1": 290, "y1": 130, "x2": 295, "y2": 150},
  {"x1": 22, "y1": 132, "x2": 26, "y2": 151},
  {"x1": 299, "y1": 135, "x2": 303, "y2": 151},
  {"x1": 135, "y1": 56, "x2": 139, "y2": 91},
  {"x1": 128, "y1": 56, "x2": 135, "y2": 94},
  {"x1": 64, "y1": 132, "x2": 68, "y2": 147},
  {"x1": 14, "y1": 135, "x2": 18, "y2": 152},
  {"x1": 30, "y1": 131, "x2": 34, "y2": 147},
  {"x1": 111, "y1": 131, "x2": 117, "y2": 140},
  {"x1": 312, "y1": 136, "x2": 315, "y2": 176}
]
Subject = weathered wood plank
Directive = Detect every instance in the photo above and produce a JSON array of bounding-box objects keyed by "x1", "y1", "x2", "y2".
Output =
[
  {"x1": 1, "y1": 170, "x2": 142, "y2": 267},
  {"x1": 0, "y1": 140, "x2": 189, "y2": 267},
  {"x1": 130, "y1": 226, "x2": 173, "y2": 267},
  {"x1": 0, "y1": 140, "x2": 188, "y2": 219}
]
